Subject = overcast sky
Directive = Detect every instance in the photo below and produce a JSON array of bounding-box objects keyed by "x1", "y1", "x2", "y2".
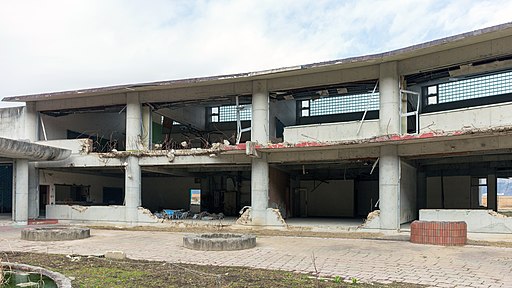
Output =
[{"x1": 0, "y1": 0, "x2": 511, "y2": 107}]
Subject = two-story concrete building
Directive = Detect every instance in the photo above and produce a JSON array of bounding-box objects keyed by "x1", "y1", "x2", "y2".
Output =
[{"x1": 2, "y1": 23, "x2": 512, "y2": 233}]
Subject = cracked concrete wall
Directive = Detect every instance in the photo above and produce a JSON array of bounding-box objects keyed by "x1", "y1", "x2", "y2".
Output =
[{"x1": 284, "y1": 119, "x2": 379, "y2": 143}]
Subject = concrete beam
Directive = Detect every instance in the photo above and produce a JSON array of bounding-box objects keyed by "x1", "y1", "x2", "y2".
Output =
[
  {"x1": 0, "y1": 137, "x2": 71, "y2": 161},
  {"x1": 399, "y1": 35, "x2": 512, "y2": 75}
]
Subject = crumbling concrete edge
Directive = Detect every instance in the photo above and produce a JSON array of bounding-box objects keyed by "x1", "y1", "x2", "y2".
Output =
[
  {"x1": 236, "y1": 207, "x2": 287, "y2": 227},
  {"x1": 359, "y1": 210, "x2": 381, "y2": 230}
]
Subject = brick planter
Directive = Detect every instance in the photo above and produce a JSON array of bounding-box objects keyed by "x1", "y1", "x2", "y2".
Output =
[{"x1": 410, "y1": 221, "x2": 467, "y2": 246}]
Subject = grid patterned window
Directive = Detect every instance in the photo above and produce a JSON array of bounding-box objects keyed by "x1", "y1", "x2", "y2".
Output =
[
  {"x1": 211, "y1": 105, "x2": 252, "y2": 122},
  {"x1": 437, "y1": 70, "x2": 512, "y2": 103},
  {"x1": 303, "y1": 93, "x2": 379, "y2": 117}
]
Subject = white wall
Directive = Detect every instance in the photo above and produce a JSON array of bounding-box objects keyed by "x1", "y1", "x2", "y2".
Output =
[
  {"x1": 420, "y1": 209, "x2": 512, "y2": 233},
  {"x1": 420, "y1": 102, "x2": 512, "y2": 133},
  {"x1": 46, "y1": 205, "x2": 157, "y2": 223},
  {"x1": 141, "y1": 176, "x2": 199, "y2": 212},
  {"x1": 0, "y1": 107, "x2": 25, "y2": 139},
  {"x1": 301, "y1": 180, "x2": 354, "y2": 217},
  {"x1": 40, "y1": 113, "x2": 125, "y2": 143},
  {"x1": 284, "y1": 119, "x2": 379, "y2": 143},
  {"x1": 39, "y1": 170, "x2": 124, "y2": 204},
  {"x1": 400, "y1": 161, "x2": 417, "y2": 223}
]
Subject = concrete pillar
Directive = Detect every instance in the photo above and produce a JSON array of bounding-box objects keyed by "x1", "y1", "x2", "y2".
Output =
[
  {"x1": 125, "y1": 93, "x2": 142, "y2": 223},
  {"x1": 25, "y1": 102, "x2": 39, "y2": 219},
  {"x1": 379, "y1": 145, "x2": 400, "y2": 230},
  {"x1": 379, "y1": 61, "x2": 401, "y2": 135},
  {"x1": 124, "y1": 156, "x2": 141, "y2": 222},
  {"x1": 251, "y1": 80, "x2": 270, "y2": 225},
  {"x1": 141, "y1": 105, "x2": 151, "y2": 150},
  {"x1": 126, "y1": 92, "x2": 142, "y2": 151},
  {"x1": 14, "y1": 159, "x2": 29, "y2": 225},
  {"x1": 378, "y1": 62, "x2": 401, "y2": 229},
  {"x1": 487, "y1": 174, "x2": 497, "y2": 211}
]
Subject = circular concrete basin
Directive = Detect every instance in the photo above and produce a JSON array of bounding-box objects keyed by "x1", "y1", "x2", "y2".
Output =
[
  {"x1": 183, "y1": 233, "x2": 256, "y2": 251},
  {"x1": 1, "y1": 262, "x2": 72, "y2": 287},
  {"x1": 21, "y1": 226, "x2": 90, "y2": 241}
]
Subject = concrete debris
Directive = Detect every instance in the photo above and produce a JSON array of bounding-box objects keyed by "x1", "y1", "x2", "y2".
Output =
[
  {"x1": 105, "y1": 251, "x2": 126, "y2": 260},
  {"x1": 365, "y1": 210, "x2": 380, "y2": 222},
  {"x1": 154, "y1": 209, "x2": 224, "y2": 221},
  {"x1": 489, "y1": 210, "x2": 509, "y2": 218},
  {"x1": 70, "y1": 205, "x2": 88, "y2": 213},
  {"x1": 100, "y1": 143, "x2": 226, "y2": 158}
]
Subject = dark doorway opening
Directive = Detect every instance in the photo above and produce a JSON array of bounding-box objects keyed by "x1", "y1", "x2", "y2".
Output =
[{"x1": 39, "y1": 185, "x2": 50, "y2": 217}]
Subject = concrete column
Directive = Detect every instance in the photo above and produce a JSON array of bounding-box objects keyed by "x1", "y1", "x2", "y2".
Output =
[
  {"x1": 25, "y1": 102, "x2": 39, "y2": 219},
  {"x1": 487, "y1": 174, "x2": 497, "y2": 211},
  {"x1": 14, "y1": 159, "x2": 29, "y2": 225},
  {"x1": 379, "y1": 145, "x2": 400, "y2": 230},
  {"x1": 379, "y1": 61, "x2": 401, "y2": 135},
  {"x1": 126, "y1": 92, "x2": 142, "y2": 151},
  {"x1": 141, "y1": 105, "x2": 151, "y2": 150},
  {"x1": 124, "y1": 156, "x2": 141, "y2": 223},
  {"x1": 125, "y1": 93, "x2": 142, "y2": 223},
  {"x1": 28, "y1": 164, "x2": 38, "y2": 218},
  {"x1": 251, "y1": 80, "x2": 269, "y2": 143},
  {"x1": 251, "y1": 80, "x2": 270, "y2": 225}
]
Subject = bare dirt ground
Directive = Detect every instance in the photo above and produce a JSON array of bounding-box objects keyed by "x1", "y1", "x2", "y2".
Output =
[{"x1": 2, "y1": 252, "x2": 424, "y2": 288}]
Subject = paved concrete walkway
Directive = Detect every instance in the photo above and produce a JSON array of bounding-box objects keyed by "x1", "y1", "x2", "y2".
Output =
[{"x1": 0, "y1": 225, "x2": 511, "y2": 288}]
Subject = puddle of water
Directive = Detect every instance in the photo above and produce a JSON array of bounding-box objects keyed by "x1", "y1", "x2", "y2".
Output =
[{"x1": 2, "y1": 271, "x2": 57, "y2": 288}]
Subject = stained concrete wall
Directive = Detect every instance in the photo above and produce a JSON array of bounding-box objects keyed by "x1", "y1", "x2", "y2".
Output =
[
  {"x1": 269, "y1": 167, "x2": 290, "y2": 218},
  {"x1": 420, "y1": 102, "x2": 512, "y2": 133},
  {"x1": 141, "y1": 176, "x2": 199, "y2": 212},
  {"x1": 39, "y1": 170, "x2": 124, "y2": 205},
  {"x1": 400, "y1": 161, "x2": 417, "y2": 223},
  {"x1": 426, "y1": 176, "x2": 471, "y2": 209},
  {"x1": 420, "y1": 209, "x2": 512, "y2": 233},
  {"x1": 0, "y1": 107, "x2": 25, "y2": 139},
  {"x1": 284, "y1": 119, "x2": 379, "y2": 143},
  {"x1": 301, "y1": 180, "x2": 354, "y2": 217}
]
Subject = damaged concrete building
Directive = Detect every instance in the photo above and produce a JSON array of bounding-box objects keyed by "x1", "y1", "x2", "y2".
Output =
[{"x1": 2, "y1": 23, "x2": 512, "y2": 233}]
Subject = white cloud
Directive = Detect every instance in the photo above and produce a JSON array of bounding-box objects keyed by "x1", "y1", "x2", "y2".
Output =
[{"x1": 0, "y1": 0, "x2": 510, "y2": 107}]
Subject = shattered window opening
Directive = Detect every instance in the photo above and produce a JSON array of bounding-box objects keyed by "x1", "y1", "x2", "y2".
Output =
[
  {"x1": 210, "y1": 105, "x2": 252, "y2": 122},
  {"x1": 434, "y1": 70, "x2": 512, "y2": 104},
  {"x1": 302, "y1": 92, "x2": 380, "y2": 117}
]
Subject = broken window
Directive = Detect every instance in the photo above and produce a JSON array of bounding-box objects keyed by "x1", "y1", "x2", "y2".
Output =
[
  {"x1": 423, "y1": 69, "x2": 512, "y2": 107},
  {"x1": 209, "y1": 105, "x2": 252, "y2": 122},
  {"x1": 301, "y1": 92, "x2": 380, "y2": 117}
]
